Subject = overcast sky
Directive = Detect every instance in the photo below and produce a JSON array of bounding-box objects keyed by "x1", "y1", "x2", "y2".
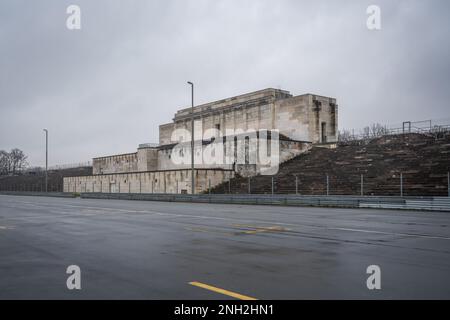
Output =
[{"x1": 1, "y1": 0, "x2": 449, "y2": 167}]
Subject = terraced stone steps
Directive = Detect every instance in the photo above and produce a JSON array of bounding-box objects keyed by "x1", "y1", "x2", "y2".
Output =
[{"x1": 211, "y1": 133, "x2": 450, "y2": 196}]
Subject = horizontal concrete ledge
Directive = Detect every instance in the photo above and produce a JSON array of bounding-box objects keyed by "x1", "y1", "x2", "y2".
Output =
[
  {"x1": 0, "y1": 191, "x2": 77, "y2": 198},
  {"x1": 79, "y1": 193, "x2": 450, "y2": 212}
]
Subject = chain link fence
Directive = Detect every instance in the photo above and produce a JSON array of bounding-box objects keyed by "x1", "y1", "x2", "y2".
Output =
[{"x1": 0, "y1": 166, "x2": 92, "y2": 193}]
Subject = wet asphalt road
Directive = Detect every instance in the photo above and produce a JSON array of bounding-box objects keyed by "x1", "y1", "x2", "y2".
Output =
[{"x1": 0, "y1": 194, "x2": 449, "y2": 299}]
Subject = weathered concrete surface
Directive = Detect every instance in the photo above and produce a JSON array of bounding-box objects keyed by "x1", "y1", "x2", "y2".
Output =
[
  {"x1": 1, "y1": 195, "x2": 449, "y2": 299},
  {"x1": 64, "y1": 169, "x2": 234, "y2": 194},
  {"x1": 166, "y1": 88, "x2": 337, "y2": 145}
]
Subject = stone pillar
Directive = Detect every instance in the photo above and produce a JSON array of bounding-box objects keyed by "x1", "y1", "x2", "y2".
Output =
[
  {"x1": 220, "y1": 111, "x2": 225, "y2": 136},
  {"x1": 243, "y1": 106, "x2": 248, "y2": 131},
  {"x1": 271, "y1": 102, "x2": 276, "y2": 130},
  {"x1": 257, "y1": 105, "x2": 261, "y2": 131}
]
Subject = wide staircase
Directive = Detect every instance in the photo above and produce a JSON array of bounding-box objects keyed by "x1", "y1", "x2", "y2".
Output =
[{"x1": 211, "y1": 133, "x2": 450, "y2": 196}]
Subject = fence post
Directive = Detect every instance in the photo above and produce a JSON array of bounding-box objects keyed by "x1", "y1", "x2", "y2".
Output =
[
  {"x1": 326, "y1": 175, "x2": 329, "y2": 196},
  {"x1": 208, "y1": 179, "x2": 211, "y2": 194},
  {"x1": 271, "y1": 177, "x2": 274, "y2": 196},
  {"x1": 400, "y1": 173, "x2": 403, "y2": 197},
  {"x1": 295, "y1": 175, "x2": 298, "y2": 195},
  {"x1": 447, "y1": 172, "x2": 449, "y2": 198},
  {"x1": 100, "y1": 180, "x2": 103, "y2": 193},
  {"x1": 360, "y1": 174, "x2": 364, "y2": 196},
  {"x1": 228, "y1": 180, "x2": 231, "y2": 194},
  {"x1": 248, "y1": 177, "x2": 251, "y2": 194},
  {"x1": 176, "y1": 180, "x2": 178, "y2": 194}
]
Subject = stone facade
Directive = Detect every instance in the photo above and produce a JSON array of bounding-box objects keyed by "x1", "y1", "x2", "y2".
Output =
[
  {"x1": 92, "y1": 152, "x2": 138, "y2": 175},
  {"x1": 64, "y1": 169, "x2": 234, "y2": 194},
  {"x1": 159, "y1": 88, "x2": 337, "y2": 145},
  {"x1": 64, "y1": 88, "x2": 338, "y2": 193}
]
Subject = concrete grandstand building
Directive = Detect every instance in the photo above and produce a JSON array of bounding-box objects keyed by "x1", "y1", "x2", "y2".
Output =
[{"x1": 64, "y1": 88, "x2": 338, "y2": 194}]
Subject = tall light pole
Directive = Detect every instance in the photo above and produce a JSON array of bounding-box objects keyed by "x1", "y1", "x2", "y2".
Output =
[
  {"x1": 43, "y1": 129, "x2": 48, "y2": 192},
  {"x1": 187, "y1": 81, "x2": 195, "y2": 194}
]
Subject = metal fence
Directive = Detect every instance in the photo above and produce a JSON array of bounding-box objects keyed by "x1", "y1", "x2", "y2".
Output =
[
  {"x1": 1, "y1": 171, "x2": 449, "y2": 197},
  {"x1": 2, "y1": 171, "x2": 448, "y2": 197},
  {"x1": 48, "y1": 161, "x2": 92, "y2": 170},
  {"x1": 1, "y1": 190, "x2": 449, "y2": 211},
  {"x1": 210, "y1": 172, "x2": 450, "y2": 197},
  {"x1": 0, "y1": 181, "x2": 64, "y2": 192},
  {"x1": 77, "y1": 193, "x2": 450, "y2": 212},
  {"x1": 338, "y1": 119, "x2": 450, "y2": 143}
]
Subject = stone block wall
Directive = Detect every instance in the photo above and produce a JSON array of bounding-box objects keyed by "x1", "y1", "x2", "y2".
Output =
[
  {"x1": 92, "y1": 153, "x2": 138, "y2": 175},
  {"x1": 137, "y1": 147, "x2": 158, "y2": 171},
  {"x1": 159, "y1": 88, "x2": 338, "y2": 146},
  {"x1": 64, "y1": 169, "x2": 235, "y2": 194}
]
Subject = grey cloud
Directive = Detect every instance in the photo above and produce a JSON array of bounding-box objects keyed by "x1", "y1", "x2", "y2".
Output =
[{"x1": 1, "y1": 0, "x2": 449, "y2": 166}]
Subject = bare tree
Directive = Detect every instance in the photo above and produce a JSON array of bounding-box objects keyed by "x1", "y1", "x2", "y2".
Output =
[
  {"x1": 338, "y1": 129, "x2": 353, "y2": 143},
  {"x1": 369, "y1": 123, "x2": 389, "y2": 137},
  {"x1": 0, "y1": 150, "x2": 11, "y2": 175},
  {"x1": 339, "y1": 123, "x2": 391, "y2": 145},
  {"x1": 362, "y1": 126, "x2": 371, "y2": 140},
  {"x1": 0, "y1": 149, "x2": 28, "y2": 175},
  {"x1": 9, "y1": 148, "x2": 28, "y2": 174}
]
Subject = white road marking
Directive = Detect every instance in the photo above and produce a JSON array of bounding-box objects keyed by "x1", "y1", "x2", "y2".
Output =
[{"x1": 331, "y1": 227, "x2": 450, "y2": 240}]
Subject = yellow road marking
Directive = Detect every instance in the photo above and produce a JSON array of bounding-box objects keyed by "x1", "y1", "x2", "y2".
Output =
[
  {"x1": 185, "y1": 226, "x2": 234, "y2": 236},
  {"x1": 189, "y1": 281, "x2": 257, "y2": 300},
  {"x1": 233, "y1": 224, "x2": 287, "y2": 234},
  {"x1": 186, "y1": 225, "x2": 288, "y2": 236}
]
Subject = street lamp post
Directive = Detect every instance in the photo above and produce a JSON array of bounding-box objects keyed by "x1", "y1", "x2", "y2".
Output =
[
  {"x1": 43, "y1": 129, "x2": 48, "y2": 192},
  {"x1": 187, "y1": 81, "x2": 195, "y2": 194}
]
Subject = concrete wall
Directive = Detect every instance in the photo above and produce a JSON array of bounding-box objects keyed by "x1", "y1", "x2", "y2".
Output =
[
  {"x1": 234, "y1": 139, "x2": 311, "y2": 177},
  {"x1": 64, "y1": 169, "x2": 235, "y2": 194},
  {"x1": 155, "y1": 136, "x2": 310, "y2": 175},
  {"x1": 92, "y1": 153, "x2": 138, "y2": 175},
  {"x1": 159, "y1": 89, "x2": 338, "y2": 146},
  {"x1": 274, "y1": 93, "x2": 337, "y2": 144},
  {"x1": 308, "y1": 94, "x2": 338, "y2": 144},
  {"x1": 159, "y1": 123, "x2": 175, "y2": 146},
  {"x1": 137, "y1": 147, "x2": 158, "y2": 171}
]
